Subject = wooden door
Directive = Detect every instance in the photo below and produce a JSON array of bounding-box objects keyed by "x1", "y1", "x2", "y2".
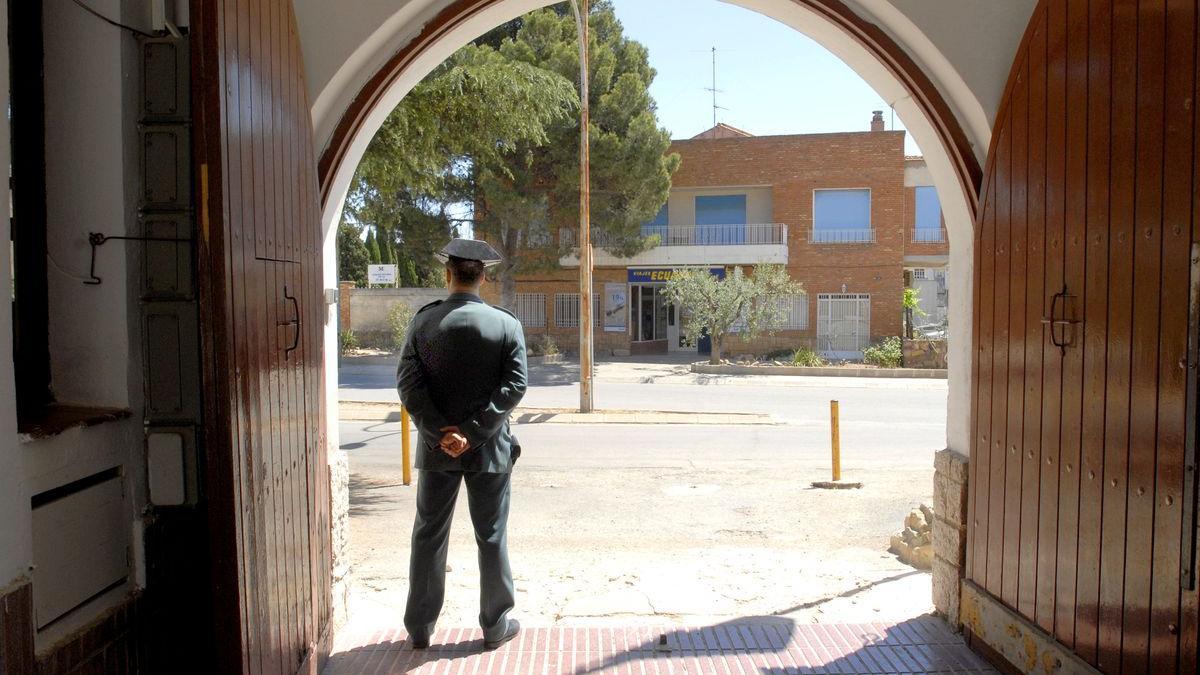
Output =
[
  {"x1": 968, "y1": 0, "x2": 1199, "y2": 672},
  {"x1": 192, "y1": 0, "x2": 331, "y2": 672}
]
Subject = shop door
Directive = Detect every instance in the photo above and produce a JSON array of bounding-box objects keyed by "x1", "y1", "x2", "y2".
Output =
[
  {"x1": 192, "y1": 0, "x2": 331, "y2": 672},
  {"x1": 666, "y1": 304, "x2": 694, "y2": 352},
  {"x1": 967, "y1": 0, "x2": 1199, "y2": 672}
]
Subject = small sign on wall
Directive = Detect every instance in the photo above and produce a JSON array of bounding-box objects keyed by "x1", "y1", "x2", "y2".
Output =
[
  {"x1": 603, "y1": 283, "x2": 626, "y2": 332},
  {"x1": 367, "y1": 264, "x2": 397, "y2": 285}
]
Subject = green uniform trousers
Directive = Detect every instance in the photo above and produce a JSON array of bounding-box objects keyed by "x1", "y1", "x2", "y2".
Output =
[{"x1": 404, "y1": 469, "x2": 514, "y2": 642}]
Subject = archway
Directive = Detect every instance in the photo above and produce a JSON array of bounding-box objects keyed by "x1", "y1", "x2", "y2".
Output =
[
  {"x1": 307, "y1": 0, "x2": 1000, "y2": 474},
  {"x1": 309, "y1": 0, "x2": 1005, "y2": 644}
]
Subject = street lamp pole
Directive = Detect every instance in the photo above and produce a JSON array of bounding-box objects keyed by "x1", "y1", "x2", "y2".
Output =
[{"x1": 570, "y1": 0, "x2": 594, "y2": 412}]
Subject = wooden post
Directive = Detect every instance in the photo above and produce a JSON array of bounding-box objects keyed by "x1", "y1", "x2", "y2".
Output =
[
  {"x1": 571, "y1": 0, "x2": 594, "y2": 413},
  {"x1": 830, "y1": 400, "x2": 841, "y2": 481},
  {"x1": 401, "y1": 405, "x2": 412, "y2": 486}
]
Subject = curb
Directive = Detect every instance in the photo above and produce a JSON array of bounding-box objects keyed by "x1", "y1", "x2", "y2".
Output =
[
  {"x1": 338, "y1": 401, "x2": 774, "y2": 425},
  {"x1": 690, "y1": 363, "x2": 948, "y2": 379}
]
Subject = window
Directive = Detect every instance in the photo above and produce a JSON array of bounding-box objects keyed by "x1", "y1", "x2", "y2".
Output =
[
  {"x1": 774, "y1": 293, "x2": 809, "y2": 329},
  {"x1": 817, "y1": 293, "x2": 871, "y2": 356},
  {"x1": 694, "y1": 194, "x2": 746, "y2": 244},
  {"x1": 553, "y1": 293, "x2": 600, "y2": 328},
  {"x1": 913, "y1": 186, "x2": 943, "y2": 241},
  {"x1": 912, "y1": 268, "x2": 927, "y2": 280},
  {"x1": 514, "y1": 293, "x2": 546, "y2": 328},
  {"x1": 641, "y1": 204, "x2": 669, "y2": 241},
  {"x1": 812, "y1": 189, "x2": 872, "y2": 243}
]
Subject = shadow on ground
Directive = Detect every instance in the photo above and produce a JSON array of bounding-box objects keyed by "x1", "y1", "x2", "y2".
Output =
[
  {"x1": 349, "y1": 473, "x2": 406, "y2": 517},
  {"x1": 323, "y1": 613, "x2": 992, "y2": 674}
]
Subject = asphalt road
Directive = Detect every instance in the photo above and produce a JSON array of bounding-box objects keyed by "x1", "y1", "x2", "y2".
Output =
[{"x1": 341, "y1": 362, "x2": 947, "y2": 629}]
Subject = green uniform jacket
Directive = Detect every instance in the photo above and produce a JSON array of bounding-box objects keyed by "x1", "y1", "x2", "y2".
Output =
[{"x1": 397, "y1": 292, "x2": 528, "y2": 473}]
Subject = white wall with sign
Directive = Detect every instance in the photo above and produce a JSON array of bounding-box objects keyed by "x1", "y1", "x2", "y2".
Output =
[{"x1": 603, "y1": 283, "x2": 627, "y2": 332}]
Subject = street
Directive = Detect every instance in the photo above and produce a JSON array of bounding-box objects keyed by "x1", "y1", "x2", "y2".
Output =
[{"x1": 340, "y1": 358, "x2": 947, "y2": 630}]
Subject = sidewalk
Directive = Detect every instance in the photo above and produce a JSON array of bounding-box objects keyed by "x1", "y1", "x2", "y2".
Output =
[
  {"x1": 324, "y1": 616, "x2": 996, "y2": 674},
  {"x1": 338, "y1": 400, "x2": 775, "y2": 425}
]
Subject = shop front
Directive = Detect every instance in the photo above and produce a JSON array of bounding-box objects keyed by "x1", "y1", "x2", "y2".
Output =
[{"x1": 627, "y1": 268, "x2": 724, "y2": 354}]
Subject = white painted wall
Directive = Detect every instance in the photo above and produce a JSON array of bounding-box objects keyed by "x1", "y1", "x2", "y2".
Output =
[
  {"x1": 0, "y1": 0, "x2": 32, "y2": 594},
  {"x1": 0, "y1": 0, "x2": 152, "y2": 636},
  {"x1": 44, "y1": 0, "x2": 134, "y2": 407}
]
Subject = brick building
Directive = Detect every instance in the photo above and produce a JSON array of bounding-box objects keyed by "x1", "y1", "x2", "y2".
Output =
[{"x1": 489, "y1": 112, "x2": 950, "y2": 358}]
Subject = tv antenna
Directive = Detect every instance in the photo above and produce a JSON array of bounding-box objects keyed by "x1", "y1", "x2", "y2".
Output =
[{"x1": 704, "y1": 46, "x2": 729, "y2": 128}]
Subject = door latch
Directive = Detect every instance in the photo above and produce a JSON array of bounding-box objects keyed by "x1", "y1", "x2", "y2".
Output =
[{"x1": 1041, "y1": 283, "x2": 1080, "y2": 355}]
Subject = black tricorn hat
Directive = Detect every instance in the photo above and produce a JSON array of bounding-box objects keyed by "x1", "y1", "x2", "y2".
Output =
[{"x1": 435, "y1": 238, "x2": 503, "y2": 267}]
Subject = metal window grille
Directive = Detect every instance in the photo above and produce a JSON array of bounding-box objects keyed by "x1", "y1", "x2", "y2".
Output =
[
  {"x1": 912, "y1": 268, "x2": 927, "y2": 280},
  {"x1": 817, "y1": 293, "x2": 871, "y2": 356},
  {"x1": 514, "y1": 293, "x2": 546, "y2": 328},
  {"x1": 775, "y1": 293, "x2": 809, "y2": 329},
  {"x1": 553, "y1": 293, "x2": 600, "y2": 328}
]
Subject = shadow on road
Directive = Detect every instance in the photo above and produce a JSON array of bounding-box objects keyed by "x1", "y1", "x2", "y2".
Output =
[{"x1": 349, "y1": 473, "x2": 407, "y2": 517}]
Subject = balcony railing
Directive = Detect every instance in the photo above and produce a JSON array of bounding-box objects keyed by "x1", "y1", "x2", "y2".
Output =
[
  {"x1": 910, "y1": 228, "x2": 947, "y2": 243},
  {"x1": 560, "y1": 223, "x2": 788, "y2": 248},
  {"x1": 810, "y1": 228, "x2": 876, "y2": 244},
  {"x1": 642, "y1": 223, "x2": 787, "y2": 246}
]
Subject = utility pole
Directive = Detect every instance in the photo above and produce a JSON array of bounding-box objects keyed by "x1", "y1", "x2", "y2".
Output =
[{"x1": 571, "y1": 0, "x2": 594, "y2": 412}]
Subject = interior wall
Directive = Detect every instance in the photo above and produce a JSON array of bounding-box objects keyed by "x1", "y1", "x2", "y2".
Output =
[
  {"x1": 0, "y1": 0, "x2": 31, "y2": 593},
  {"x1": 44, "y1": 0, "x2": 134, "y2": 406}
]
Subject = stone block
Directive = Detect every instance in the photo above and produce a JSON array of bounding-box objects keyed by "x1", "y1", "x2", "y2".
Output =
[
  {"x1": 931, "y1": 555, "x2": 962, "y2": 628},
  {"x1": 933, "y1": 515, "x2": 967, "y2": 566},
  {"x1": 909, "y1": 545, "x2": 933, "y2": 569},
  {"x1": 934, "y1": 448, "x2": 969, "y2": 485},
  {"x1": 933, "y1": 472, "x2": 969, "y2": 529}
]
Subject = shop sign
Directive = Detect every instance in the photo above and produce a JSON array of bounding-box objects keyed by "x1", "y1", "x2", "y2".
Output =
[{"x1": 626, "y1": 267, "x2": 725, "y2": 283}]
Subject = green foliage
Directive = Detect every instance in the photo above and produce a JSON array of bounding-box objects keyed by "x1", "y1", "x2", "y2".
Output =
[
  {"x1": 527, "y1": 333, "x2": 560, "y2": 357},
  {"x1": 343, "y1": 2, "x2": 679, "y2": 303},
  {"x1": 388, "y1": 303, "x2": 417, "y2": 351},
  {"x1": 337, "y1": 223, "x2": 370, "y2": 286},
  {"x1": 863, "y1": 336, "x2": 903, "y2": 368},
  {"x1": 664, "y1": 265, "x2": 803, "y2": 364},
  {"x1": 902, "y1": 286, "x2": 925, "y2": 314},
  {"x1": 338, "y1": 330, "x2": 359, "y2": 355},
  {"x1": 792, "y1": 347, "x2": 826, "y2": 367},
  {"x1": 364, "y1": 229, "x2": 381, "y2": 265}
]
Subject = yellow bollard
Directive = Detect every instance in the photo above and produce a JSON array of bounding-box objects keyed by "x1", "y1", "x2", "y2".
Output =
[
  {"x1": 401, "y1": 406, "x2": 413, "y2": 486},
  {"x1": 830, "y1": 400, "x2": 841, "y2": 481}
]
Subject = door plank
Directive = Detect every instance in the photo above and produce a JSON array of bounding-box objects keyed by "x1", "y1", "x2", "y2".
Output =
[
  {"x1": 1148, "y1": 1, "x2": 1195, "y2": 670},
  {"x1": 1123, "y1": 0, "x2": 1167, "y2": 671},
  {"x1": 1018, "y1": 10, "x2": 1048, "y2": 623},
  {"x1": 988, "y1": 110, "x2": 1012, "y2": 598},
  {"x1": 1097, "y1": 0, "x2": 1138, "y2": 668},
  {"x1": 1002, "y1": 46, "x2": 1030, "y2": 611},
  {"x1": 1037, "y1": 0, "x2": 1068, "y2": 634},
  {"x1": 1074, "y1": 0, "x2": 1113, "y2": 661},
  {"x1": 971, "y1": 164, "x2": 998, "y2": 586}
]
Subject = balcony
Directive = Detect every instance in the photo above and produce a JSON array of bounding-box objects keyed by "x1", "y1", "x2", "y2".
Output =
[
  {"x1": 809, "y1": 228, "x2": 876, "y2": 244},
  {"x1": 910, "y1": 227, "x2": 947, "y2": 243},
  {"x1": 559, "y1": 223, "x2": 788, "y2": 267}
]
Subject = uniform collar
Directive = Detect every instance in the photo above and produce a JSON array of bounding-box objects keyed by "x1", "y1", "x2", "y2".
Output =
[{"x1": 447, "y1": 291, "x2": 484, "y2": 304}]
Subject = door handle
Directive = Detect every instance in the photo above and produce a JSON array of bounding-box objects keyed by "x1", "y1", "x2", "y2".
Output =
[
  {"x1": 277, "y1": 285, "x2": 300, "y2": 361},
  {"x1": 1040, "y1": 283, "x2": 1079, "y2": 355}
]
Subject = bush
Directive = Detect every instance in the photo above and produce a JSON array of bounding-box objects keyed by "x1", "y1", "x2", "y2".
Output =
[
  {"x1": 388, "y1": 303, "x2": 416, "y2": 351},
  {"x1": 863, "y1": 336, "x2": 903, "y2": 368},
  {"x1": 338, "y1": 330, "x2": 359, "y2": 355},
  {"x1": 791, "y1": 347, "x2": 826, "y2": 367},
  {"x1": 527, "y1": 334, "x2": 560, "y2": 357}
]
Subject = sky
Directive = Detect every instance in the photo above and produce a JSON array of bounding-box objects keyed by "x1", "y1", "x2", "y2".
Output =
[{"x1": 607, "y1": 0, "x2": 922, "y2": 155}]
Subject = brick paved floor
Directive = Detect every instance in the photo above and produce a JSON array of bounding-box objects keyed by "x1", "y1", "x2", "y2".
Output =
[{"x1": 324, "y1": 614, "x2": 997, "y2": 674}]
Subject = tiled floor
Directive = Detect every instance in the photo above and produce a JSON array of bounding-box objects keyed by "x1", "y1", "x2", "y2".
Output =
[{"x1": 324, "y1": 614, "x2": 997, "y2": 674}]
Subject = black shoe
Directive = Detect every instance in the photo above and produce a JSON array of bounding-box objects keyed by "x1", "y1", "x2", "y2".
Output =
[
  {"x1": 483, "y1": 619, "x2": 520, "y2": 650},
  {"x1": 408, "y1": 635, "x2": 430, "y2": 650}
]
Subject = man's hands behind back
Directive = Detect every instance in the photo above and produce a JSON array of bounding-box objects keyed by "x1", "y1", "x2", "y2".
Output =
[{"x1": 439, "y1": 426, "x2": 470, "y2": 458}]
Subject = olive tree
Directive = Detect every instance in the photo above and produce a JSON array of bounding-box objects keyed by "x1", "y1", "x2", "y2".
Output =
[{"x1": 664, "y1": 265, "x2": 803, "y2": 365}]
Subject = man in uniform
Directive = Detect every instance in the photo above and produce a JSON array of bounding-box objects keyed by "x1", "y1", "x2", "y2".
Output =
[{"x1": 397, "y1": 238, "x2": 527, "y2": 650}]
